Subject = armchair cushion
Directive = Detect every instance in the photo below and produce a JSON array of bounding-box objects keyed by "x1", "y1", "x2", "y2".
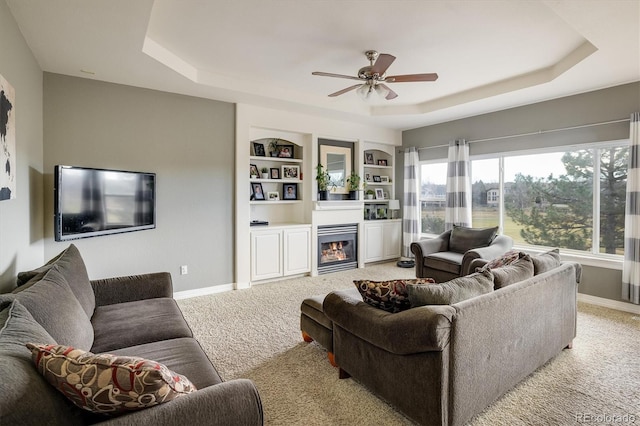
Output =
[
  {"x1": 424, "y1": 252, "x2": 464, "y2": 275},
  {"x1": 449, "y1": 225, "x2": 498, "y2": 254},
  {"x1": 407, "y1": 270, "x2": 494, "y2": 306}
]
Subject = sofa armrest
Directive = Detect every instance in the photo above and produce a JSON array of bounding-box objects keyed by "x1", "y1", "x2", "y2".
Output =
[
  {"x1": 91, "y1": 272, "x2": 173, "y2": 307},
  {"x1": 99, "y1": 379, "x2": 263, "y2": 426},
  {"x1": 411, "y1": 231, "x2": 451, "y2": 277},
  {"x1": 460, "y1": 235, "x2": 513, "y2": 276},
  {"x1": 323, "y1": 290, "x2": 455, "y2": 354}
]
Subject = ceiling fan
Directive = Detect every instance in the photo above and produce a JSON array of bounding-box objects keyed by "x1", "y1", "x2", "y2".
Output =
[{"x1": 312, "y1": 50, "x2": 438, "y2": 100}]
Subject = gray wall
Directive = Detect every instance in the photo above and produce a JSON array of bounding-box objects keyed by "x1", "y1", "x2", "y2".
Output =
[
  {"x1": 0, "y1": 2, "x2": 44, "y2": 293},
  {"x1": 43, "y1": 74, "x2": 235, "y2": 292},
  {"x1": 400, "y1": 81, "x2": 640, "y2": 303}
]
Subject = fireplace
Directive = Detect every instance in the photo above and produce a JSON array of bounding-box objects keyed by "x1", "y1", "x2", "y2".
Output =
[{"x1": 317, "y1": 224, "x2": 358, "y2": 274}]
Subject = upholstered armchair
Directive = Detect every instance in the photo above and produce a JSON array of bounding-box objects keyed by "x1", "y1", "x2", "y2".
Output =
[{"x1": 410, "y1": 226, "x2": 514, "y2": 282}]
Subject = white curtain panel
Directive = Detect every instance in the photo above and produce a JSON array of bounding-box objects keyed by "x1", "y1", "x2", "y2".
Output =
[
  {"x1": 402, "y1": 147, "x2": 420, "y2": 258},
  {"x1": 445, "y1": 139, "x2": 472, "y2": 230},
  {"x1": 622, "y1": 112, "x2": 640, "y2": 305}
]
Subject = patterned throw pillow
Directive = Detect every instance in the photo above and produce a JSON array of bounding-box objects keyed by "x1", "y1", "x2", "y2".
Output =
[
  {"x1": 354, "y1": 278, "x2": 436, "y2": 313},
  {"x1": 477, "y1": 250, "x2": 525, "y2": 272},
  {"x1": 26, "y1": 343, "x2": 196, "y2": 415}
]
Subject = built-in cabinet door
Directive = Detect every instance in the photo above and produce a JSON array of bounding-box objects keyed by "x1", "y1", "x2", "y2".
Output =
[
  {"x1": 364, "y1": 222, "x2": 384, "y2": 262},
  {"x1": 283, "y1": 227, "x2": 311, "y2": 276},
  {"x1": 251, "y1": 230, "x2": 283, "y2": 281},
  {"x1": 383, "y1": 221, "x2": 402, "y2": 259}
]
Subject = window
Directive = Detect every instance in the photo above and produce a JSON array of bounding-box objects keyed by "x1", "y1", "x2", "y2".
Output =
[{"x1": 419, "y1": 141, "x2": 629, "y2": 257}]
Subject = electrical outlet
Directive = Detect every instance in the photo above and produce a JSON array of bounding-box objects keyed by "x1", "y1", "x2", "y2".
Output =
[{"x1": 180, "y1": 265, "x2": 188, "y2": 275}]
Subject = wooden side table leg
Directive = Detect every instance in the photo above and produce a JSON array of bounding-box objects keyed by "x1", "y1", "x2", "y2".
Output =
[
  {"x1": 302, "y1": 331, "x2": 313, "y2": 343},
  {"x1": 339, "y1": 368, "x2": 351, "y2": 379}
]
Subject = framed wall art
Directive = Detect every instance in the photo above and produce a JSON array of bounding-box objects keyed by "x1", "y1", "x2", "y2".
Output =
[{"x1": 0, "y1": 74, "x2": 15, "y2": 201}]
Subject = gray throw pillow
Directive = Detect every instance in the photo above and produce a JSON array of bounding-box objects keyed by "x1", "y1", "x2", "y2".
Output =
[
  {"x1": 532, "y1": 249, "x2": 561, "y2": 275},
  {"x1": 0, "y1": 300, "x2": 83, "y2": 425},
  {"x1": 407, "y1": 270, "x2": 494, "y2": 306},
  {"x1": 491, "y1": 255, "x2": 534, "y2": 289},
  {"x1": 12, "y1": 265, "x2": 94, "y2": 351},
  {"x1": 449, "y1": 225, "x2": 499, "y2": 254},
  {"x1": 16, "y1": 244, "x2": 95, "y2": 317}
]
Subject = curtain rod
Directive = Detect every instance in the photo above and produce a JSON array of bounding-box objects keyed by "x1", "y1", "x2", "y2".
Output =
[{"x1": 400, "y1": 117, "x2": 631, "y2": 152}]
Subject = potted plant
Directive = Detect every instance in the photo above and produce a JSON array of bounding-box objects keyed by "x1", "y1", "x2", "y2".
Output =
[
  {"x1": 346, "y1": 171, "x2": 362, "y2": 200},
  {"x1": 269, "y1": 139, "x2": 279, "y2": 157},
  {"x1": 316, "y1": 163, "x2": 332, "y2": 200},
  {"x1": 260, "y1": 167, "x2": 269, "y2": 179},
  {"x1": 365, "y1": 189, "x2": 375, "y2": 200}
]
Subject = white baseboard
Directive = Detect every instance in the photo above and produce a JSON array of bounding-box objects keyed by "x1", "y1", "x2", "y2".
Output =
[
  {"x1": 173, "y1": 283, "x2": 234, "y2": 300},
  {"x1": 578, "y1": 293, "x2": 640, "y2": 315}
]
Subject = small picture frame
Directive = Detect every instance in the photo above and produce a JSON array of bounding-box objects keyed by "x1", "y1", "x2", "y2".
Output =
[
  {"x1": 252, "y1": 142, "x2": 266, "y2": 157},
  {"x1": 276, "y1": 144, "x2": 294, "y2": 158},
  {"x1": 283, "y1": 183, "x2": 298, "y2": 200},
  {"x1": 373, "y1": 175, "x2": 381, "y2": 182},
  {"x1": 380, "y1": 176, "x2": 389, "y2": 183},
  {"x1": 250, "y1": 164, "x2": 260, "y2": 178},
  {"x1": 281, "y1": 165, "x2": 300, "y2": 180},
  {"x1": 267, "y1": 191, "x2": 280, "y2": 201},
  {"x1": 375, "y1": 188, "x2": 384, "y2": 200},
  {"x1": 365, "y1": 173, "x2": 372, "y2": 182},
  {"x1": 377, "y1": 159, "x2": 388, "y2": 166},
  {"x1": 383, "y1": 191, "x2": 389, "y2": 199},
  {"x1": 270, "y1": 168, "x2": 280, "y2": 179},
  {"x1": 250, "y1": 182, "x2": 265, "y2": 200},
  {"x1": 365, "y1": 152, "x2": 374, "y2": 164}
]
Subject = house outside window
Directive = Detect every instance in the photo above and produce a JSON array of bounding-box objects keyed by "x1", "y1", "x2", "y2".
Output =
[{"x1": 419, "y1": 141, "x2": 628, "y2": 257}]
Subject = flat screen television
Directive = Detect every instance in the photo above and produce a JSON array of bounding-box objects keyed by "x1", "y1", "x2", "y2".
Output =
[{"x1": 54, "y1": 165, "x2": 156, "y2": 241}]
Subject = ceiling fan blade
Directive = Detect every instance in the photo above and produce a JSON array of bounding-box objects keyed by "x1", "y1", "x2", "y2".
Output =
[
  {"x1": 386, "y1": 73, "x2": 439, "y2": 83},
  {"x1": 328, "y1": 84, "x2": 362, "y2": 97},
  {"x1": 312, "y1": 71, "x2": 361, "y2": 81},
  {"x1": 378, "y1": 84, "x2": 398, "y2": 100},
  {"x1": 371, "y1": 53, "x2": 396, "y2": 75}
]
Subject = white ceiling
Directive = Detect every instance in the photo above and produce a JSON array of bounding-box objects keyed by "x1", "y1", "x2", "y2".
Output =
[{"x1": 6, "y1": 0, "x2": 640, "y2": 130}]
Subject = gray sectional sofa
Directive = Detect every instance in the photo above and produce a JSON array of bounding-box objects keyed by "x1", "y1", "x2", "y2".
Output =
[
  {"x1": 313, "y1": 255, "x2": 581, "y2": 425},
  {"x1": 0, "y1": 244, "x2": 263, "y2": 425}
]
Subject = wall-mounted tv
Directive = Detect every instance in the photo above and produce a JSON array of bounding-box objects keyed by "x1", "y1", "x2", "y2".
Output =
[{"x1": 54, "y1": 165, "x2": 156, "y2": 241}]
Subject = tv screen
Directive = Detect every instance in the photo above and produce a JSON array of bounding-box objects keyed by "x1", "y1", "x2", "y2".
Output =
[{"x1": 54, "y1": 165, "x2": 156, "y2": 241}]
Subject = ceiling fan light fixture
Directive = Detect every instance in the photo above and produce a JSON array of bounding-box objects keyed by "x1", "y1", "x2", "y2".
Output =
[
  {"x1": 374, "y1": 83, "x2": 390, "y2": 99},
  {"x1": 357, "y1": 83, "x2": 374, "y2": 100}
]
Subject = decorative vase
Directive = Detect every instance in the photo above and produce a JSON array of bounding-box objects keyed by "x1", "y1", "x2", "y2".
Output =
[
  {"x1": 318, "y1": 190, "x2": 329, "y2": 201},
  {"x1": 261, "y1": 173, "x2": 269, "y2": 179},
  {"x1": 349, "y1": 190, "x2": 359, "y2": 200},
  {"x1": 366, "y1": 194, "x2": 374, "y2": 200}
]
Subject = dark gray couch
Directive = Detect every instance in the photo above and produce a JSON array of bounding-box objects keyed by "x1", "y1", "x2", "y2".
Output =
[
  {"x1": 0, "y1": 244, "x2": 263, "y2": 425},
  {"x1": 323, "y1": 260, "x2": 581, "y2": 426}
]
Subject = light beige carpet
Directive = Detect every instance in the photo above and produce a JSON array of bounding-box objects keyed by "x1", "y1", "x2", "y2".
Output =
[{"x1": 178, "y1": 262, "x2": 640, "y2": 425}]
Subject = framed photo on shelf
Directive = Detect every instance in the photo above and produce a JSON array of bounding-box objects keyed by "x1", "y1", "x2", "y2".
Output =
[
  {"x1": 281, "y1": 165, "x2": 300, "y2": 179},
  {"x1": 383, "y1": 191, "x2": 389, "y2": 199},
  {"x1": 250, "y1": 182, "x2": 265, "y2": 200},
  {"x1": 276, "y1": 144, "x2": 294, "y2": 158},
  {"x1": 380, "y1": 176, "x2": 389, "y2": 183},
  {"x1": 377, "y1": 159, "x2": 388, "y2": 166},
  {"x1": 373, "y1": 175, "x2": 381, "y2": 182},
  {"x1": 365, "y1": 173, "x2": 372, "y2": 182},
  {"x1": 252, "y1": 142, "x2": 266, "y2": 157},
  {"x1": 267, "y1": 191, "x2": 280, "y2": 201},
  {"x1": 283, "y1": 183, "x2": 298, "y2": 200},
  {"x1": 250, "y1": 164, "x2": 260, "y2": 178},
  {"x1": 375, "y1": 188, "x2": 384, "y2": 200},
  {"x1": 270, "y1": 168, "x2": 280, "y2": 179},
  {"x1": 365, "y1": 152, "x2": 374, "y2": 164}
]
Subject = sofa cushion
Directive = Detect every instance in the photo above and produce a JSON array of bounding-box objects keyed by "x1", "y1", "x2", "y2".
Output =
[
  {"x1": 449, "y1": 225, "x2": 498, "y2": 254},
  {"x1": 16, "y1": 244, "x2": 95, "y2": 317},
  {"x1": 532, "y1": 248, "x2": 561, "y2": 275},
  {"x1": 424, "y1": 251, "x2": 464, "y2": 275},
  {"x1": 27, "y1": 343, "x2": 196, "y2": 415},
  {"x1": 109, "y1": 337, "x2": 223, "y2": 390},
  {"x1": 407, "y1": 270, "x2": 494, "y2": 306},
  {"x1": 91, "y1": 298, "x2": 193, "y2": 353},
  {"x1": 12, "y1": 266, "x2": 94, "y2": 350},
  {"x1": 355, "y1": 278, "x2": 437, "y2": 313},
  {"x1": 491, "y1": 255, "x2": 535, "y2": 289},
  {"x1": 0, "y1": 300, "x2": 84, "y2": 426}
]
